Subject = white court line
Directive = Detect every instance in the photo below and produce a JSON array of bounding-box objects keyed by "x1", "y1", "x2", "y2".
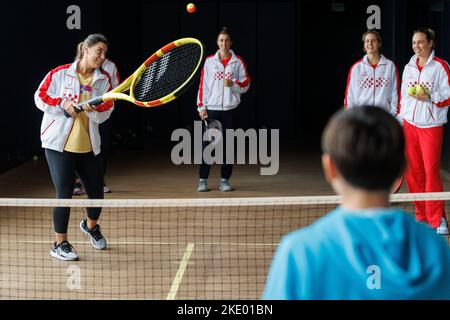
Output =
[
  {"x1": 166, "y1": 243, "x2": 194, "y2": 300},
  {"x1": 0, "y1": 240, "x2": 277, "y2": 246}
]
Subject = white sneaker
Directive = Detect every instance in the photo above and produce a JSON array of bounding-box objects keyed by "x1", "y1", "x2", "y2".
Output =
[
  {"x1": 73, "y1": 182, "x2": 85, "y2": 196},
  {"x1": 80, "y1": 219, "x2": 107, "y2": 250},
  {"x1": 220, "y1": 179, "x2": 233, "y2": 192},
  {"x1": 197, "y1": 179, "x2": 208, "y2": 192},
  {"x1": 50, "y1": 241, "x2": 79, "y2": 261},
  {"x1": 436, "y1": 217, "x2": 449, "y2": 235}
]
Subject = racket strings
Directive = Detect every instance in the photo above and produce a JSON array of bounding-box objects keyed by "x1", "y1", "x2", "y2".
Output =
[{"x1": 134, "y1": 43, "x2": 201, "y2": 102}]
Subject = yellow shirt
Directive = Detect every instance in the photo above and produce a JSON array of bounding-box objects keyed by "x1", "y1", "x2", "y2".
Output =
[{"x1": 64, "y1": 73, "x2": 93, "y2": 153}]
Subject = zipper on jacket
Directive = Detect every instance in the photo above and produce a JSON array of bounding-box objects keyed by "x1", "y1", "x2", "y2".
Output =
[
  {"x1": 373, "y1": 67, "x2": 376, "y2": 106},
  {"x1": 221, "y1": 63, "x2": 226, "y2": 110},
  {"x1": 412, "y1": 72, "x2": 422, "y2": 123}
]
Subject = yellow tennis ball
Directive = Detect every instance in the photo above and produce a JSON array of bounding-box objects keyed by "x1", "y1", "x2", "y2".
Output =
[
  {"x1": 187, "y1": 3, "x2": 196, "y2": 13},
  {"x1": 407, "y1": 87, "x2": 416, "y2": 95},
  {"x1": 415, "y1": 85, "x2": 424, "y2": 95}
]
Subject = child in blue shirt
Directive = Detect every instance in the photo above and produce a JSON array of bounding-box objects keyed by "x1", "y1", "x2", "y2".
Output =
[{"x1": 263, "y1": 107, "x2": 450, "y2": 299}]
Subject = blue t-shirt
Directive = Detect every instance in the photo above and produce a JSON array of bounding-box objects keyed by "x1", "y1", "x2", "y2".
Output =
[{"x1": 263, "y1": 207, "x2": 450, "y2": 300}]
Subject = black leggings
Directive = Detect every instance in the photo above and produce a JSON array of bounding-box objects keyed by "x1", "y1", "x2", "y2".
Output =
[
  {"x1": 99, "y1": 117, "x2": 113, "y2": 182},
  {"x1": 199, "y1": 109, "x2": 235, "y2": 180},
  {"x1": 45, "y1": 149, "x2": 104, "y2": 234}
]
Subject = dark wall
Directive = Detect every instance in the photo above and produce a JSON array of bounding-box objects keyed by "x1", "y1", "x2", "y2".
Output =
[
  {"x1": 1, "y1": 0, "x2": 450, "y2": 172},
  {"x1": 298, "y1": 0, "x2": 386, "y2": 145},
  {"x1": 103, "y1": 1, "x2": 296, "y2": 143},
  {"x1": 0, "y1": 0, "x2": 104, "y2": 171}
]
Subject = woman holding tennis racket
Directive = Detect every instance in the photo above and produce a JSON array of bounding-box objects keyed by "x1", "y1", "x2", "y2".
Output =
[
  {"x1": 197, "y1": 27, "x2": 251, "y2": 192},
  {"x1": 73, "y1": 56, "x2": 120, "y2": 196},
  {"x1": 35, "y1": 34, "x2": 113, "y2": 261},
  {"x1": 344, "y1": 30, "x2": 400, "y2": 116}
]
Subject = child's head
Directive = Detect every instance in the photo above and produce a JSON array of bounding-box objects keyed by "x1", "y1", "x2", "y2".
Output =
[{"x1": 321, "y1": 107, "x2": 405, "y2": 192}]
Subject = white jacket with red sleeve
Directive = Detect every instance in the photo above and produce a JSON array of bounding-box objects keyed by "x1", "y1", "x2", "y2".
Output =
[
  {"x1": 34, "y1": 61, "x2": 113, "y2": 155},
  {"x1": 197, "y1": 49, "x2": 251, "y2": 111},
  {"x1": 344, "y1": 54, "x2": 400, "y2": 116},
  {"x1": 102, "y1": 58, "x2": 120, "y2": 89},
  {"x1": 399, "y1": 51, "x2": 450, "y2": 128}
]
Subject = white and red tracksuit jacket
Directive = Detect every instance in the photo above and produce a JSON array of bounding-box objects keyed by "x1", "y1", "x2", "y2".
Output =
[
  {"x1": 102, "y1": 58, "x2": 120, "y2": 89},
  {"x1": 34, "y1": 61, "x2": 113, "y2": 155},
  {"x1": 344, "y1": 54, "x2": 400, "y2": 116},
  {"x1": 197, "y1": 49, "x2": 251, "y2": 111},
  {"x1": 399, "y1": 51, "x2": 450, "y2": 128}
]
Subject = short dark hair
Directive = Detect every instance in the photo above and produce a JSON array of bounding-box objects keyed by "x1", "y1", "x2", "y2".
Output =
[
  {"x1": 321, "y1": 107, "x2": 405, "y2": 191},
  {"x1": 413, "y1": 27, "x2": 436, "y2": 49},
  {"x1": 218, "y1": 26, "x2": 232, "y2": 40}
]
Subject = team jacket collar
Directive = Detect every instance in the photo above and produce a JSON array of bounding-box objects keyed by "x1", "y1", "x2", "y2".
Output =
[
  {"x1": 214, "y1": 49, "x2": 238, "y2": 63},
  {"x1": 362, "y1": 54, "x2": 387, "y2": 66},
  {"x1": 407, "y1": 50, "x2": 436, "y2": 67},
  {"x1": 67, "y1": 60, "x2": 106, "y2": 81}
]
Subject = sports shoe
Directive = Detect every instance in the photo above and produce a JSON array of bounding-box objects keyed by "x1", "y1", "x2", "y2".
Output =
[
  {"x1": 50, "y1": 240, "x2": 79, "y2": 261},
  {"x1": 73, "y1": 181, "x2": 85, "y2": 196},
  {"x1": 220, "y1": 178, "x2": 233, "y2": 192},
  {"x1": 197, "y1": 179, "x2": 208, "y2": 192},
  {"x1": 436, "y1": 217, "x2": 449, "y2": 235},
  {"x1": 103, "y1": 185, "x2": 111, "y2": 193},
  {"x1": 80, "y1": 219, "x2": 107, "y2": 250}
]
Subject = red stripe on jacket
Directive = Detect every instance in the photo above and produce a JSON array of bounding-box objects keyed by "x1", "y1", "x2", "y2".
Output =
[
  {"x1": 235, "y1": 55, "x2": 251, "y2": 87},
  {"x1": 432, "y1": 57, "x2": 450, "y2": 108},
  {"x1": 198, "y1": 67, "x2": 206, "y2": 107},
  {"x1": 197, "y1": 54, "x2": 216, "y2": 108},
  {"x1": 37, "y1": 64, "x2": 71, "y2": 107},
  {"x1": 344, "y1": 59, "x2": 362, "y2": 108},
  {"x1": 106, "y1": 59, "x2": 121, "y2": 84},
  {"x1": 95, "y1": 69, "x2": 114, "y2": 112}
]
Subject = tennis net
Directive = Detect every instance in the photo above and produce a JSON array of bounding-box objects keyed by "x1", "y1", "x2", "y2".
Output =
[{"x1": 0, "y1": 193, "x2": 449, "y2": 299}]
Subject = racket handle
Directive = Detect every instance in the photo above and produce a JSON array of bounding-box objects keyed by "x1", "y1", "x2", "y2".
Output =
[
  {"x1": 63, "y1": 96, "x2": 104, "y2": 118},
  {"x1": 63, "y1": 106, "x2": 84, "y2": 118}
]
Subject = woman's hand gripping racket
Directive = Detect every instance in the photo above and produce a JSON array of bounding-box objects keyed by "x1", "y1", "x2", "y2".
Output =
[
  {"x1": 64, "y1": 38, "x2": 204, "y2": 117},
  {"x1": 203, "y1": 118, "x2": 223, "y2": 145}
]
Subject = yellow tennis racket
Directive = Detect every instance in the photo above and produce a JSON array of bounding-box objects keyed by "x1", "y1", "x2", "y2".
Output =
[{"x1": 65, "y1": 37, "x2": 204, "y2": 117}]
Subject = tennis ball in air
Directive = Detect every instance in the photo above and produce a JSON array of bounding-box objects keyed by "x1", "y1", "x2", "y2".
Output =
[
  {"x1": 415, "y1": 85, "x2": 425, "y2": 95},
  {"x1": 187, "y1": 3, "x2": 196, "y2": 13},
  {"x1": 33, "y1": 155, "x2": 38, "y2": 161},
  {"x1": 407, "y1": 87, "x2": 416, "y2": 95}
]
